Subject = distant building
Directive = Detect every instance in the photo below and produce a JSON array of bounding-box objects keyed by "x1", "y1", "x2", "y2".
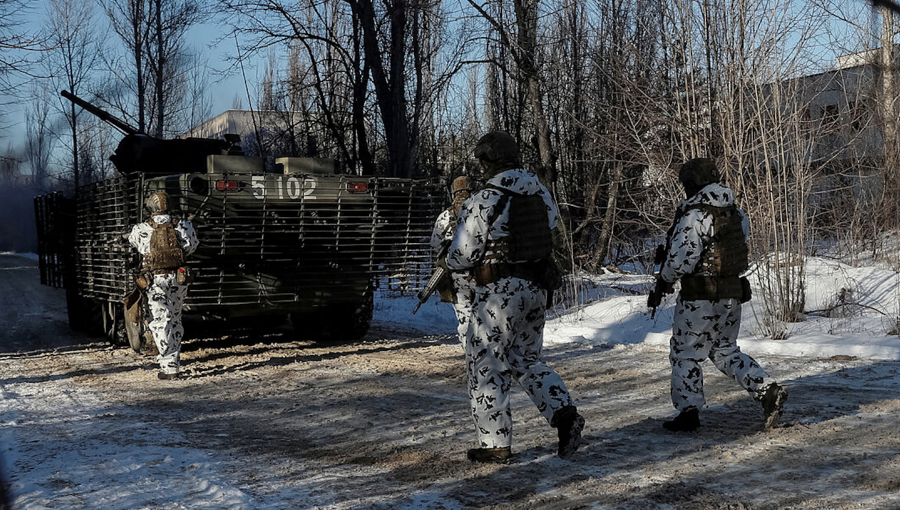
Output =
[
  {"x1": 182, "y1": 109, "x2": 333, "y2": 160},
  {"x1": 181, "y1": 110, "x2": 305, "y2": 141},
  {"x1": 782, "y1": 47, "x2": 895, "y2": 166}
]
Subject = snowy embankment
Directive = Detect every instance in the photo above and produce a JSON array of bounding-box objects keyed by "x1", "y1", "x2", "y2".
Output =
[
  {"x1": 13, "y1": 248, "x2": 900, "y2": 359},
  {"x1": 398, "y1": 255, "x2": 900, "y2": 361}
]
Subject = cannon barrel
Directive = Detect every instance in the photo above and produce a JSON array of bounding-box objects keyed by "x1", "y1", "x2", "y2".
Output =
[{"x1": 61, "y1": 90, "x2": 140, "y2": 135}]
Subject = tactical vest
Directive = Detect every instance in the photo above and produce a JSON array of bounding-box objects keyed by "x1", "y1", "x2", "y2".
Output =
[
  {"x1": 144, "y1": 219, "x2": 185, "y2": 272},
  {"x1": 490, "y1": 188, "x2": 552, "y2": 263},
  {"x1": 679, "y1": 204, "x2": 749, "y2": 301}
]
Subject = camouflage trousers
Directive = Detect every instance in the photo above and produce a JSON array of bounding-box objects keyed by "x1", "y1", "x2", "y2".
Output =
[
  {"x1": 670, "y1": 296, "x2": 774, "y2": 412},
  {"x1": 450, "y1": 272, "x2": 474, "y2": 350},
  {"x1": 465, "y1": 277, "x2": 574, "y2": 449},
  {"x1": 147, "y1": 274, "x2": 188, "y2": 375}
]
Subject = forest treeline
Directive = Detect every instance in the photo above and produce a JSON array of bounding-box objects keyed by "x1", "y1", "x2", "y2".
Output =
[{"x1": 0, "y1": 0, "x2": 898, "y2": 337}]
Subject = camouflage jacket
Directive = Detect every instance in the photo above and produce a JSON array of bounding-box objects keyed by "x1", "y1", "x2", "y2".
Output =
[{"x1": 660, "y1": 183, "x2": 749, "y2": 284}]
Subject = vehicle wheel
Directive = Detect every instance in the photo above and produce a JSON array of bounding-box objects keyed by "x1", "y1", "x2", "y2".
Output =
[
  {"x1": 290, "y1": 289, "x2": 374, "y2": 342},
  {"x1": 65, "y1": 288, "x2": 93, "y2": 333},
  {"x1": 289, "y1": 312, "x2": 328, "y2": 340},
  {"x1": 101, "y1": 300, "x2": 127, "y2": 346},
  {"x1": 326, "y1": 287, "x2": 374, "y2": 341}
]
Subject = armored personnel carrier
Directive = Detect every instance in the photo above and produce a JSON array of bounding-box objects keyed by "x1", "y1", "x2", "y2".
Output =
[{"x1": 35, "y1": 91, "x2": 441, "y2": 351}]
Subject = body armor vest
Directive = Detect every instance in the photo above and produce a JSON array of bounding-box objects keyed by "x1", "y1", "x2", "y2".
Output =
[
  {"x1": 694, "y1": 204, "x2": 749, "y2": 277},
  {"x1": 491, "y1": 188, "x2": 551, "y2": 263},
  {"x1": 144, "y1": 219, "x2": 185, "y2": 272},
  {"x1": 473, "y1": 187, "x2": 561, "y2": 290},
  {"x1": 679, "y1": 204, "x2": 749, "y2": 301}
]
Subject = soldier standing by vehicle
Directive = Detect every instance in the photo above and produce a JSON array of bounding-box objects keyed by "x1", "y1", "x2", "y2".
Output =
[
  {"x1": 446, "y1": 132, "x2": 584, "y2": 463},
  {"x1": 651, "y1": 158, "x2": 788, "y2": 432},
  {"x1": 128, "y1": 191, "x2": 198, "y2": 380},
  {"x1": 430, "y1": 176, "x2": 474, "y2": 349}
]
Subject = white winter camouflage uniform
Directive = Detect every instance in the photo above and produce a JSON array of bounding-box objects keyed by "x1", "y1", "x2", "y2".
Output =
[
  {"x1": 430, "y1": 209, "x2": 473, "y2": 349},
  {"x1": 447, "y1": 168, "x2": 574, "y2": 449},
  {"x1": 660, "y1": 183, "x2": 775, "y2": 412},
  {"x1": 128, "y1": 214, "x2": 199, "y2": 375}
]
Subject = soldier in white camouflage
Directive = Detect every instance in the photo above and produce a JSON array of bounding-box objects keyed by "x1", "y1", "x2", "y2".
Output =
[
  {"x1": 430, "y1": 176, "x2": 475, "y2": 349},
  {"x1": 654, "y1": 158, "x2": 788, "y2": 431},
  {"x1": 445, "y1": 132, "x2": 584, "y2": 463},
  {"x1": 128, "y1": 191, "x2": 199, "y2": 380}
]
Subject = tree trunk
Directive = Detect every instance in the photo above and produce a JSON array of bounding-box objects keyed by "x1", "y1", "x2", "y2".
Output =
[
  {"x1": 514, "y1": 0, "x2": 555, "y2": 184},
  {"x1": 354, "y1": 0, "x2": 416, "y2": 177},
  {"x1": 133, "y1": 1, "x2": 146, "y2": 133},
  {"x1": 589, "y1": 163, "x2": 622, "y2": 270},
  {"x1": 154, "y1": 0, "x2": 164, "y2": 138},
  {"x1": 881, "y1": 7, "x2": 899, "y2": 227}
]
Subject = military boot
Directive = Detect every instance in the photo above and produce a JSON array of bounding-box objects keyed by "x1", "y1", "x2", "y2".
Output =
[
  {"x1": 761, "y1": 382, "x2": 788, "y2": 429},
  {"x1": 466, "y1": 446, "x2": 512, "y2": 463},
  {"x1": 552, "y1": 405, "x2": 585, "y2": 459},
  {"x1": 663, "y1": 407, "x2": 700, "y2": 432}
]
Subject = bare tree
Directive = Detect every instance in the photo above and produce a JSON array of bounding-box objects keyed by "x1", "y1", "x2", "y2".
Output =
[
  {"x1": 347, "y1": 0, "x2": 421, "y2": 177},
  {"x1": 45, "y1": 0, "x2": 98, "y2": 188},
  {"x1": 221, "y1": 0, "x2": 372, "y2": 171},
  {"x1": 145, "y1": 0, "x2": 202, "y2": 137},
  {"x1": 25, "y1": 85, "x2": 54, "y2": 193},
  {"x1": 183, "y1": 51, "x2": 213, "y2": 133},
  {"x1": 100, "y1": 0, "x2": 152, "y2": 132},
  {"x1": 100, "y1": 0, "x2": 203, "y2": 137},
  {"x1": 467, "y1": 0, "x2": 555, "y2": 181},
  {"x1": 0, "y1": 0, "x2": 42, "y2": 96},
  {"x1": 878, "y1": 6, "x2": 900, "y2": 227},
  {"x1": 667, "y1": 0, "x2": 824, "y2": 336},
  {"x1": 221, "y1": 0, "x2": 466, "y2": 176}
]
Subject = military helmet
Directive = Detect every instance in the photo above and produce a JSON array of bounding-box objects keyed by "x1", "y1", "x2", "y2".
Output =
[
  {"x1": 145, "y1": 191, "x2": 170, "y2": 214},
  {"x1": 473, "y1": 132, "x2": 521, "y2": 169},
  {"x1": 451, "y1": 175, "x2": 469, "y2": 196},
  {"x1": 678, "y1": 158, "x2": 720, "y2": 191}
]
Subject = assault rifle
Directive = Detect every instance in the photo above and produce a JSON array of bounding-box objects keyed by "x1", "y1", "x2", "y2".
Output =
[
  {"x1": 412, "y1": 242, "x2": 451, "y2": 315},
  {"x1": 647, "y1": 244, "x2": 674, "y2": 319}
]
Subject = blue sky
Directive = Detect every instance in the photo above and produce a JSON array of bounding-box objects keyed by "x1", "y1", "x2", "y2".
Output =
[{"x1": 2, "y1": 2, "x2": 257, "y2": 150}]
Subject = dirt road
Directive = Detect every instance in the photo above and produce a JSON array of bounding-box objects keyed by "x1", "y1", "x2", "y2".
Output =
[{"x1": 2, "y1": 253, "x2": 900, "y2": 509}]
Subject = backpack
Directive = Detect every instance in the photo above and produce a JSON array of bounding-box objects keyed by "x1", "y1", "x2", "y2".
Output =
[{"x1": 145, "y1": 219, "x2": 185, "y2": 271}]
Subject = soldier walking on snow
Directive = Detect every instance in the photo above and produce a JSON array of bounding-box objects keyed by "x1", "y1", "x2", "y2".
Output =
[
  {"x1": 445, "y1": 132, "x2": 584, "y2": 463},
  {"x1": 128, "y1": 191, "x2": 198, "y2": 380},
  {"x1": 430, "y1": 176, "x2": 475, "y2": 349},
  {"x1": 650, "y1": 158, "x2": 788, "y2": 432}
]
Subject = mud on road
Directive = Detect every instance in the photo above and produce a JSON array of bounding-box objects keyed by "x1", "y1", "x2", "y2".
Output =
[{"x1": 3, "y1": 253, "x2": 900, "y2": 509}]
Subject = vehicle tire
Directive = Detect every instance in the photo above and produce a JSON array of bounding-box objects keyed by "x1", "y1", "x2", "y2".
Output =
[
  {"x1": 81, "y1": 298, "x2": 105, "y2": 337},
  {"x1": 289, "y1": 312, "x2": 327, "y2": 340},
  {"x1": 65, "y1": 288, "x2": 91, "y2": 333},
  {"x1": 290, "y1": 289, "x2": 374, "y2": 342},
  {"x1": 326, "y1": 287, "x2": 374, "y2": 341}
]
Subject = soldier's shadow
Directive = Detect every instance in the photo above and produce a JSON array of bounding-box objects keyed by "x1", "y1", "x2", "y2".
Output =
[
  {"x1": 443, "y1": 361, "x2": 900, "y2": 508},
  {"x1": 180, "y1": 315, "x2": 296, "y2": 350},
  {"x1": 179, "y1": 314, "x2": 460, "y2": 378}
]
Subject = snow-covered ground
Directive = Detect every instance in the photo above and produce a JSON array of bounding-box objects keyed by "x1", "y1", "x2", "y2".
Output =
[
  {"x1": 405, "y1": 254, "x2": 900, "y2": 360},
  {"x1": 2, "y1": 251, "x2": 900, "y2": 509}
]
